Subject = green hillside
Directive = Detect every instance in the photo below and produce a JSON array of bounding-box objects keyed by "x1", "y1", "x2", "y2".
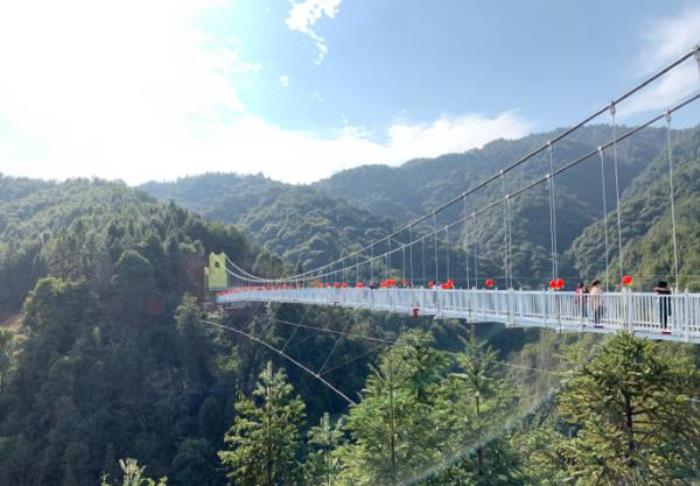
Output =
[
  {"x1": 0, "y1": 173, "x2": 698, "y2": 485},
  {"x1": 569, "y1": 126, "x2": 700, "y2": 290},
  {"x1": 142, "y1": 125, "x2": 683, "y2": 289},
  {"x1": 142, "y1": 174, "x2": 398, "y2": 271}
]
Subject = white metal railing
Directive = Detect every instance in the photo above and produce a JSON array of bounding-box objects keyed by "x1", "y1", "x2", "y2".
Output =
[{"x1": 216, "y1": 288, "x2": 700, "y2": 343}]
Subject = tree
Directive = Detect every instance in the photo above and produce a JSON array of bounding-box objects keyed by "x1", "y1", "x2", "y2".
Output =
[
  {"x1": 100, "y1": 458, "x2": 167, "y2": 486},
  {"x1": 175, "y1": 294, "x2": 212, "y2": 390},
  {"x1": 340, "y1": 331, "x2": 448, "y2": 485},
  {"x1": 556, "y1": 332, "x2": 700, "y2": 483},
  {"x1": 170, "y1": 439, "x2": 216, "y2": 486},
  {"x1": 218, "y1": 361, "x2": 306, "y2": 486},
  {"x1": 304, "y1": 413, "x2": 344, "y2": 486},
  {"x1": 22, "y1": 276, "x2": 99, "y2": 360},
  {"x1": 0, "y1": 329, "x2": 13, "y2": 393},
  {"x1": 110, "y1": 250, "x2": 157, "y2": 319},
  {"x1": 437, "y1": 331, "x2": 521, "y2": 484}
]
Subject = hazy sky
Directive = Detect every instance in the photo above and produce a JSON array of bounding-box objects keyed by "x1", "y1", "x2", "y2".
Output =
[{"x1": 1, "y1": 0, "x2": 699, "y2": 184}]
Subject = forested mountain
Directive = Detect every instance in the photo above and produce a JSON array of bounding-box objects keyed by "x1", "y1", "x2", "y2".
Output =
[
  {"x1": 142, "y1": 125, "x2": 691, "y2": 289},
  {"x1": 142, "y1": 174, "x2": 397, "y2": 271},
  {"x1": 1, "y1": 169, "x2": 699, "y2": 484},
  {"x1": 569, "y1": 126, "x2": 700, "y2": 290},
  {"x1": 0, "y1": 178, "x2": 253, "y2": 314},
  {"x1": 0, "y1": 178, "x2": 261, "y2": 484},
  {"x1": 316, "y1": 125, "x2": 669, "y2": 220}
]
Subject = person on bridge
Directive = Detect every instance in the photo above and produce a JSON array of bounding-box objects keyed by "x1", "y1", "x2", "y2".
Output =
[
  {"x1": 575, "y1": 282, "x2": 588, "y2": 319},
  {"x1": 653, "y1": 280, "x2": 672, "y2": 331},
  {"x1": 589, "y1": 280, "x2": 604, "y2": 326}
]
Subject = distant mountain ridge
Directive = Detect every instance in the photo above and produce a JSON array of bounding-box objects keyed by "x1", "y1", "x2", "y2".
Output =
[{"x1": 141, "y1": 124, "x2": 700, "y2": 288}]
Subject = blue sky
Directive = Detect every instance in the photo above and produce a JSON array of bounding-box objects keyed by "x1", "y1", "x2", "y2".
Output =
[{"x1": 0, "y1": 0, "x2": 699, "y2": 184}]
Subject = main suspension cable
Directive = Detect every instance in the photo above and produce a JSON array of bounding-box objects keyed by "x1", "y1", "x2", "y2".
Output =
[
  {"x1": 203, "y1": 319, "x2": 357, "y2": 405},
  {"x1": 222, "y1": 92, "x2": 700, "y2": 288},
  {"x1": 222, "y1": 46, "x2": 700, "y2": 285}
]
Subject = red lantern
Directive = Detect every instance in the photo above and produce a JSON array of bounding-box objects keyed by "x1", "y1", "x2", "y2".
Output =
[
  {"x1": 485, "y1": 278, "x2": 495, "y2": 288},
  {"x1": 549, "y1": 279, "x2": 557, "y2": 289},
  {"x1": 556, "y1": 278, "x2": 566, "y2": 290},
  {"x1": 622, "y1": 275, "x2": 633, "y2": 286}
]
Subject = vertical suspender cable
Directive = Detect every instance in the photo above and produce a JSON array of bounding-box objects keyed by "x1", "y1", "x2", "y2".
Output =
[
  {"x1": 402, "y1": 244, "x2": 407, "y2": 282},
  {"x1": 501, "y1": 171, "x2": 509, "y2": 288},
  {"x1": 421, "y1": 237, "x2": 426, "y2": 285},
  {"x1": 547, "y1": 142, "x2": 559, "y2": 281},
  {"x1": 420, "y1": 236, "x2": 427, "y2": 281},
  {"x1": 473, "y1": 215, "x2": 479, "y2": 288},
  {"x1": 445, "y1": 226, "x2": 450, "y2": 282},
  {"x1": 386, "y1": 239, "x2": 390, "y2": 281},
  {"x1": 665, "y1": 111, "x2": 680, "y2": 289},
  {"x1": 370, "y1": 247, "x2": 374, "y2": 284},
  {"x1": 501, "y1": 170, "x2": 513, "y2": 289},
  {"x1": 463, "y1": 196, "x2": 470, "y2": 288},
  {"x1": 598, "y1": 147, "x2": 611, "y2": 292},
  {"x1": 507, "y1": 195, "x2": 513, "y2": 288},
  {"x1": 611, "y1": 102, "x2": 624, "y2": 281},
  {"x1": 433, "y1": 213, "x2": 439, "y2": 282},
  {"x1": 409, "y1": 227, "x2": 414, "y2": 287}
]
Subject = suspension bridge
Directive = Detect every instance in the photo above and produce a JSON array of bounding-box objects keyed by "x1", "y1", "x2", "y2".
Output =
[{"x1": 212, "y1": 45, "x2": 700, "y2": 345}]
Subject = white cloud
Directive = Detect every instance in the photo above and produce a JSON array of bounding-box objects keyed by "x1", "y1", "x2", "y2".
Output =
[
  {"x1": 622, "y1": 6, "x2": 700, "y2": 116},
  {"x1": 0, "y1": 0, "x2": 533, "y2": 186},
  {"x1": 285, "y1": 0, "x2": 342, "y2": 64},
  {"x1": 183, "y1": 111, "x2": 533, "y2": 184},
  {"x1": 280, "y1": 75, "x2": 290, "y2": 87},
  {"x1": 1, "y1": 102, "x2": 532, "y2": 186}
]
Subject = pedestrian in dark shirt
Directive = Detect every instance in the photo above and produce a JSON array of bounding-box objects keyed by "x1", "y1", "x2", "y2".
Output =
[
  {"x1": 653, "y1": 280, "x2": 672, "y2": 331},
  {"x1": 575, "y1": 281, "x2": 588, "y2": 319},
  {"x1": 589, "y1": 280, "x2": 604, "y2": 326}
]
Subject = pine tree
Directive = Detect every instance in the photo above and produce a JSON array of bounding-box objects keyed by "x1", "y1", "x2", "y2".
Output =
[
  {"x1": 100, "y1": 458, "x2": 167, "y2": 486},
  {"x1": 218, "y1": 361, "x2": 306, "y2": 486},
  {"x1": 556, "y1": 332, "x2": 700, "y2": 483},
  {"x1": 175, "y1": 294, "x2": 212, "y2": 390},
  {"x1": 340, "y1": 330, "x2": 448, "y2": 485},
  {"x1": 304, "y1": 413, "x2": 344, "y2": 486},
  {"x1": 438, "y1": 331, "x2": 521, "y2": 484}
]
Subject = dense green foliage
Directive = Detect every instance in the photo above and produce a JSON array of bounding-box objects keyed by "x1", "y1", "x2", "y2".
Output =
[
  {"x1": 0, "y1": 178, "x2": 253, "y2": 313},
  {"x1": 570, "y1": 127, "x2": 700, "y2": 290},
  {"x1": 219, "y1": 330, "x2": 699, "y2": 485},
  {"x1": 100, "y1": 458, "x2": 167, "y2": 486},
  {"x1": 219, "y1": 362, "x2": 306, "y2": 485},
  {"x1": 0, "y1": 179, "x2": 260, "y2": 485},
  {"x1": 2, "y1": 117, "x2": 700, "y2": 485},
  {"x1": 142, "y1": 174, "x2": 395, "y2": 271},
  {"x1": 143, "y1": 125, "x2": 699, "y2": 290}
]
